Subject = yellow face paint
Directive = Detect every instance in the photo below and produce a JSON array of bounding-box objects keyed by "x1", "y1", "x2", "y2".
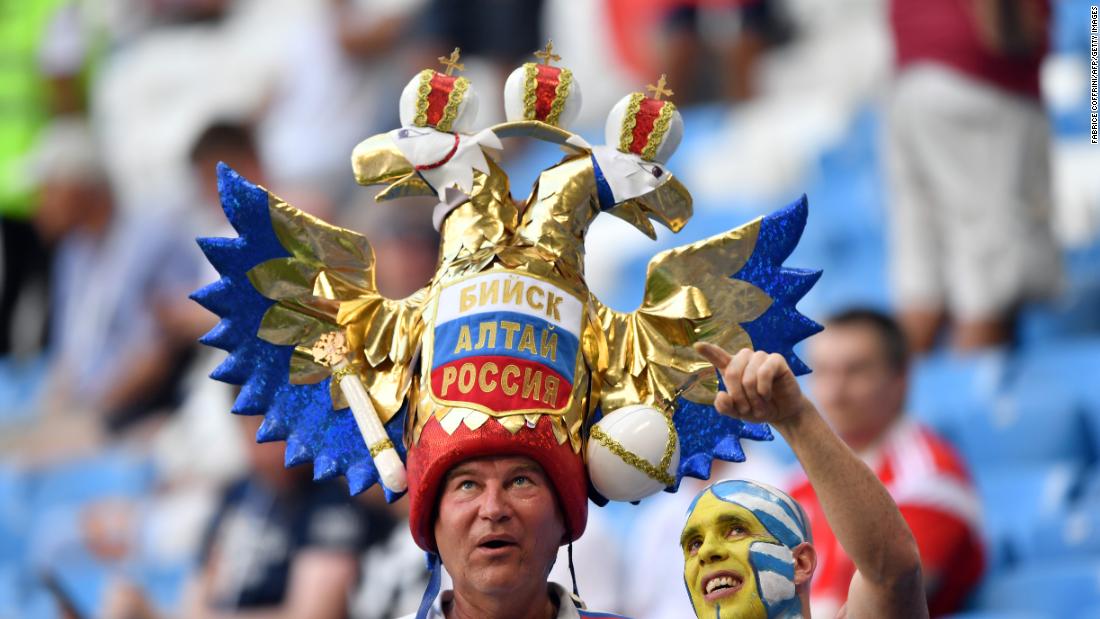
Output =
[{"x1": 681, "y1": 492, "x2": 777, "y2": 619}]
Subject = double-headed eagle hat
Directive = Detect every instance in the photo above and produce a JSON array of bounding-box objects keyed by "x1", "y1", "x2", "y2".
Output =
[{"x1": 192, "y1": 45, "x2": 822, "y2": 556}]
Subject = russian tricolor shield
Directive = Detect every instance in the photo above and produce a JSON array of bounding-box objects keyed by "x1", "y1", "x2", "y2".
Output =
[{"x1": 428, "y1": 271, "x2": 584, "y2": 415}]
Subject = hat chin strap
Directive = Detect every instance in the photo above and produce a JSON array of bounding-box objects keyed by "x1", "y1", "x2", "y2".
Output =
[
  {"x1": 416, "y1": 552, "x2": 443, "y2": 619},
  {"x1": 568, "y1": 542, "x2": 579, "y2": 598}
]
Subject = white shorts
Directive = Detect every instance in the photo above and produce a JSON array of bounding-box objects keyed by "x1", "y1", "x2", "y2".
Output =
[{"x1": 885, "y1": 64, "x2": 1063, "y2": 320}]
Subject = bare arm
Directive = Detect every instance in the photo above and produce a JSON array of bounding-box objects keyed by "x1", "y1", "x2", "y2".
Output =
[{"x1": 695, "y1": 344, "x2": 928, "y2": 619}]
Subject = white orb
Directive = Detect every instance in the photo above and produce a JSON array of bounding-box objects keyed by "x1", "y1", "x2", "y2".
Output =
[{"x1": 587, "y1": 404, "x2": 680, "y2": 502}]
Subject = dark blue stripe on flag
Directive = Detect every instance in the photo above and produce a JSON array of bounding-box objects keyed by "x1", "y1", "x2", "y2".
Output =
[{"x1": 433, "y1": 310, "x2": 580, "y2": 380}]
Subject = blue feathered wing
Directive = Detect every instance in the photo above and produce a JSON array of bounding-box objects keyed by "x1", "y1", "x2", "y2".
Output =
[
  {"x1": 591, "y1": 194, "x2": 822, "y2": 494},
  {"x1": 190, "y1": 164, "x2": 409, "y2": 500},
  {"x1": 673, "y1": 195, "x2": 822, "y2": 485}
]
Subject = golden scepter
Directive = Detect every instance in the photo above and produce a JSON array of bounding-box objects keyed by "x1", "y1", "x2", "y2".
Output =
[{"x1": 311, "y1": 331, "x2": 407, "y2": 493}]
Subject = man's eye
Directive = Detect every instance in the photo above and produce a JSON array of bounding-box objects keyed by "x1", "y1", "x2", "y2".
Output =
[
  {"x1": 457, "y1": 480, "x2": 477, "y2": 491},
  {"x1": 687, "y1": 539, "x2": 702, "y2": 555},
  {"x1": 512, "y1": 475, "x2": 533, "y2": 487},
  {"x1": 726, "y1": 526, "x2": 747, "y2": 538}
]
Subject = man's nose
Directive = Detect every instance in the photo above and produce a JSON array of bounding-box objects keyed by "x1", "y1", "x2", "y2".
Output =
[
  {"x1": 698, "y1": 533, "x2": 729, "y2": 564},
  {"x1": 477, "y1": 484, "x2": 512, "y2": 522}
]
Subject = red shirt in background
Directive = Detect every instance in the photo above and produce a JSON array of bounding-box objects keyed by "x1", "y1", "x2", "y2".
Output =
[
  {"x1": 890, "y1": 0, "x2": 1050, "y2": 99},
  {"x1": 789, "y1": 418, "x2": 986, "y2": 617}
]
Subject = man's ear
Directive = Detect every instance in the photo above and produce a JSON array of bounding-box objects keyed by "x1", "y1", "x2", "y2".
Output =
[{"x1": 792, "y1": 542, "x2": 816, "y2": 588}]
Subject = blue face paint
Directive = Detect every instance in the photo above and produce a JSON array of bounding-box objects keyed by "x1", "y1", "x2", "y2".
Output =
[
  {"x1": 683, "y1": 480, "x2": 810, "y2": 619},
  {"x1": 748, "y1": 541, "x2": 800, "y2": 618}
]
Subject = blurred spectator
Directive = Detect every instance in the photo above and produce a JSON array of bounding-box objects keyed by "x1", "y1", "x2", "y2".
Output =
[
  {"x1": 0, "y1": 1, "x2": 93, "y2": 364},
  {"x1": 31, "y1": 118, "x2": 203, "y2": 436},
  {"x1": 339, "y1": 191, "x2": 438, "y2": 619},
  {"x1": 127, "y1": 118, "x2": 266, "y2": 483},
  {"x1": 348, "y1": 493, "x2": 427, "y2": 619},
  {"x1": 257, "y1": 0, "x2": 429, "y2": 218},
  {"x1": 416, "y1": 0, "x2": 545, "y2": 127},
  {"x1": 885, "y1": 0, "x2": 1061, "y2": 352},
  {"x1": 661, "y1": 0, "x2": 794, "y2": 104},
  {"x1": 188, "y1": 414, "x2": 383, "y2": 616},
  {"x1": 192, "y1": 120, "x2": 266, "y2": 207},
  {"x1": 103, "y1": 413, "x2": 391, "y2": 619},
  {"x1": 336, "y1": 190, "x2": 439, "y2": 301},
  {"x1": 1, "y1": 1, "x2": 88, "y2": 220},
  {"x1": 790, "y1": 309, "x2": 984, "y2": 617},
  {"x1": 422, "y1": 0, "x2": 544, "y2": 67},
  {"x1": 188, "y1": 119, "x2": 266, "y2": 289},
  {"x1": 146, "y1": 0, "x2": 232, "y2": 25},
  {"x1": 0, "y1": 216, "x2": 51, "y2": 359}
]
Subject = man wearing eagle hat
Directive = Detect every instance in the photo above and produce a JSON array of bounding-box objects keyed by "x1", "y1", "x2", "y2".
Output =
[{"x1": 193, "y1": 41, "x2": 828, "y2": 619}]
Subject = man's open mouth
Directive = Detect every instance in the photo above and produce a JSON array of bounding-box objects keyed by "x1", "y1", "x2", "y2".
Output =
[
  {"x1": 701, "y1": 571, "x2": 744, "y2": 602},
  {"x1": 476, "y1": 534, "x2": 518, "y2": 551}
]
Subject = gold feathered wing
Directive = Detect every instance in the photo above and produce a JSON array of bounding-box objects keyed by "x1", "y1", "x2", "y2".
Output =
[
  {"x1": 247, "y1": 192, "x2": 426, "y2": 423},
  {"x1": 588, "y1": 215, "x2": 774, "y2": 413}
]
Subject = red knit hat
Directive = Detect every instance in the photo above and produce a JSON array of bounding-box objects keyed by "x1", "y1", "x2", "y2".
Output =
[{"x1": 405, "y1": 414, "x2": 589, "y2": 553}]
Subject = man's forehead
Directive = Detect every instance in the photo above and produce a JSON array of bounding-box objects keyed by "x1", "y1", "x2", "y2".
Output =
[
  {"x1": 812, "y1": 323, "x2": 886, "y2": 362},
  {"x1": 445, "y1": 455, "x2": 546, "y2": 479},
  {"x1": 686, "y1": 492, "x2": 765, "y2": 528}
]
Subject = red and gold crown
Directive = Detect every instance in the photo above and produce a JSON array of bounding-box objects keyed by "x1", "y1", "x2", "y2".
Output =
[
  {"x1": 605, "y1": 74, "x2": 683, "y2": 164},
  {"x1": 399, "y1": 48, "x2": 479, "y2": 133},
  {"x1": 503, "y1": 41, "x2": 582, "y2": 128}
]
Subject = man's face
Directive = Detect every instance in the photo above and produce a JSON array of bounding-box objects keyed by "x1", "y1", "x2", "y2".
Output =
[
  {"x1": 809, "y1": 324, "x2": 906, "y2": 446},
  {"x1": 434, "y1": 456, "x2": 565, "y2": 597},
  {"x1": 681, "y1": 492, "x2": 771, "y2": 619},
  {"x1": 35, "y1": 177, "x2": 109, "y2": 242}
]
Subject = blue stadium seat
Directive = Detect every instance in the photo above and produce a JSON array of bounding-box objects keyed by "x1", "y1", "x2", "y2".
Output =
[
  {"x1": 795, "y1": 253, "x2": 891, "y2": 322},
  {"x1": 49, "y1": 553, "x2": 107, "y2": 619},
  {"x1": 907, "y1": 350, "x2": 1010, "y2": 436},
  {"x1": 0, "y1": 464, "x2": 28, "y2": 564},
  {"x1": 14, "y1": 586, "x2": 57, "y2": 619},
  {"x1": 1079, "y1": 465, "x2": 1100, "y2": 505},
  {"x1": 138, "y1": 562, "x2": 191, "y2": 612},
  {"x1": 1018, "y1": 252, "x2": 1100, "y2": 344},
  {"x1": 0, "y1": 356, "x2": 48, "y2": 426},
  {"x1": 1025, "y1": 500, "x2": 1100, "y2": 562},
  {"x1": 27, "y1": 450, "x2": 154, "y2": 513},
  {"x1": 972, "y1": 463, "x2": 1080, "y2": 570},
  {"x1": 1011, "y1": 337, "x2": 1100, "y2": 462},
  {"x1": 1012, "y1": 336, "x2": 1100, "y2": 406},
  {"x1": 0, "y1": 565, "x2": 19, "y2": 619},
  {"x1": 944, "y1": 612, "x2": 1052, "y2": 619},
  {"x1": 971, "y1": 559, "x2": 1100, "y2": 614},
  {"x1": 1052, "y1": 0, "x2": 1096, "y2": 55},
  {"x1": 946, "y1": 389, "x2": 1092, "y2": 468}
]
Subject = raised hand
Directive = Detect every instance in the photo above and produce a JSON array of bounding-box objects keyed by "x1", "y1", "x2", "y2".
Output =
[{"x1": 693, "y1": 343, "x2": 811, "y2": 427}]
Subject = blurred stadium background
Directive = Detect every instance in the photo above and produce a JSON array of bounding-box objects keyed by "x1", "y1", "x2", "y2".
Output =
[{"x1": 0, "y1": 0, "x2": 1098, "y2": 617}]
